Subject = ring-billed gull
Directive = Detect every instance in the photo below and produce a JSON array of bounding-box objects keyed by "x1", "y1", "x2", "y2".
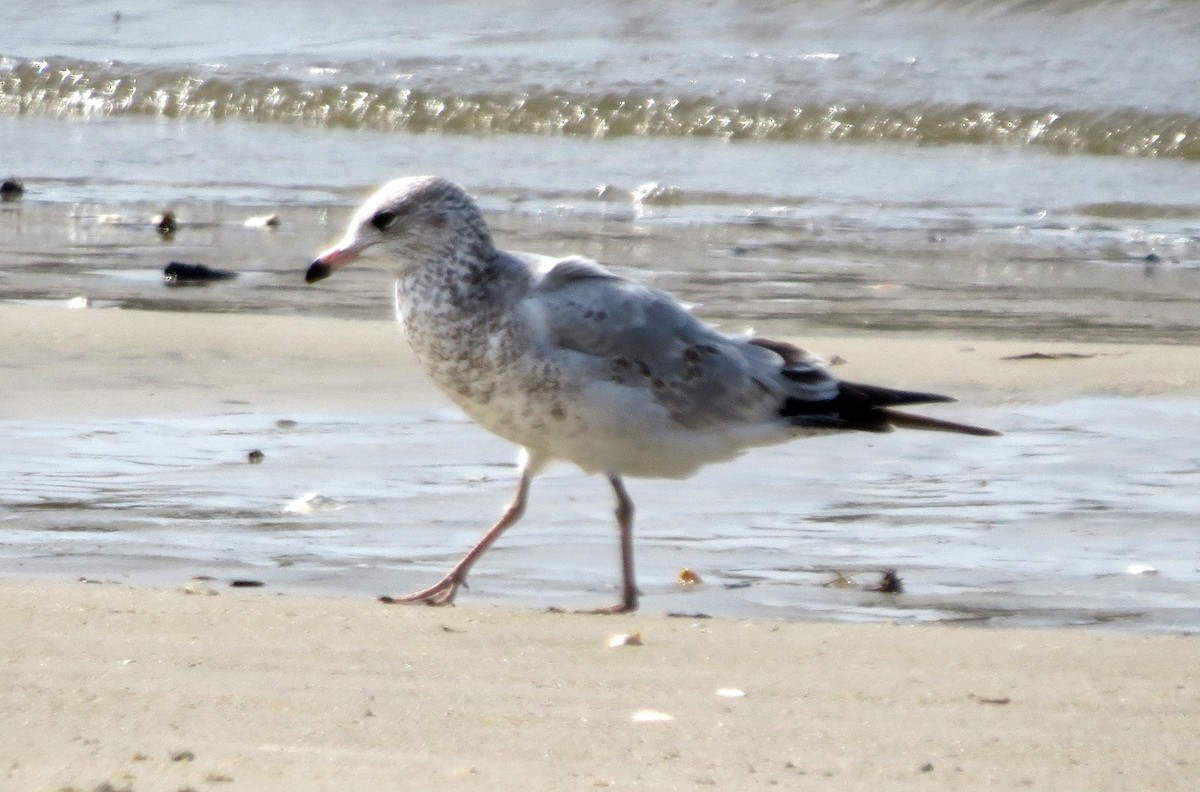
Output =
[{"x1": 306, "y1": 176, "x2": 999, "y2": 613}]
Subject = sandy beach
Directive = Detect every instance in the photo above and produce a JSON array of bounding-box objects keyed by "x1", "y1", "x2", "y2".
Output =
[
  {"x1": 5, "y1": 302, "x2": 1200, "y2": 421},
  {"x1": 6, "y1": 0, "x2": 1200, "y2": 785},
  {"x1": 2, "y1": 302, "x2": 1199, "y2": 789},
  {"x1": 1, "y1": 579, "x2": 1196, "y2": 791}
]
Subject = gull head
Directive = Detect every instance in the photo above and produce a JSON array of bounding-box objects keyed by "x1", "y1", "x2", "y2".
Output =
[{"x1": 306, "y1": 175, "x2": 492, "y2": 284}]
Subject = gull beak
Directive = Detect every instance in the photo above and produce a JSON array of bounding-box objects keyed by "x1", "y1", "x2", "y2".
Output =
[{"x1": 306, "y1": 243, "x2": 360, "y2": 284}]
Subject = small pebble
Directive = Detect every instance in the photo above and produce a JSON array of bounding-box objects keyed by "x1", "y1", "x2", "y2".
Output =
[
  {"x1": 155, "y1": 210, "x2": 177, "y2": 235},
  {"x1": 975, "y1": 696, "x2": 1011, "y2": 705},
  {"x1": 607, "y1": 631, "x2": 643, "y2": 648},
  {"x1": 247, "y1": 449, "x2": 265, "y2": 464},
  {"x1": 90, "y1": 783, "x2": 128, "y2": 792},
  {"x1": 243, "y1": 213, "x2": 281, "y2": 228},
  {"x1": 1, "y1": 178, "x2": 25, "y2": 200},
  {"x1": 181, "y1": 580, "x2": 218, "y2": 596},
  {"x1": 631, "y1": 709, "x2": 673, "y2": 722},
  {"x1": 283, "y1": 492, "x2": 339, "y2": 514},
  {"x1": 868, "y1": 569, "x2": 903, "y2": 594}
]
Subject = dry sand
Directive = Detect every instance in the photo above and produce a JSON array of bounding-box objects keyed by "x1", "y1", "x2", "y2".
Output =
[
  {"x1": 2, "y1": 580, "x2": 1197, "y2": 792},
  {"x1": 4, "y1": 302, "x2": 1200, "y2": 790}
]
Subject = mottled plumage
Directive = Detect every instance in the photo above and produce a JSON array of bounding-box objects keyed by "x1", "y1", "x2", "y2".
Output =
[{"x1": 308, "y1": 175, "x2": 998, "y2": 612}]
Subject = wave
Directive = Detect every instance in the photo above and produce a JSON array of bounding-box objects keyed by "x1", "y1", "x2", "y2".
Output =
[
  {"x1": 2, "y1": 56, "x2": 1197, "y2": 160},
  {"x1": 862, "y1": 0, "x2": 1200, "y2": 18}
]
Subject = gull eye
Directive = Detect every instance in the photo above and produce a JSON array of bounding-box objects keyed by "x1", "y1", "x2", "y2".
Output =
[{"x1": 370, "y1": 209, "x2": 398, "y2": 232}]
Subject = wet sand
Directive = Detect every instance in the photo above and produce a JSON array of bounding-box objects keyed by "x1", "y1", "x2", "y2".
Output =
[
  {"x1": 5, "y1": 301, "x2": 1200, "y2": 422},
  {"x1": 3, "y1": 579, "x2": 1197, "y2": 791},
  {"x1": 3, "y1": 302, "x2": 1200, "y2": 788}
]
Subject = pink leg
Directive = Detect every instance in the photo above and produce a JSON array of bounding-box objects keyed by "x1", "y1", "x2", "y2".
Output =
[
  {"x1": 587, "y1": 473, "x2": 640, "y2": 614},
  {"x1": 381, "y1": 464, "x2": 533, "y2": 606}
]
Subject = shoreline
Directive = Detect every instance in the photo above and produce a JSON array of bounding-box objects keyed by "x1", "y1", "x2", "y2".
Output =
[
  {"x1": 4, "y1": 300, "x2": 1199, "y2": 629},
  {"x1": 1, "y1": 578, "x2": 1196, "y2": 791}
]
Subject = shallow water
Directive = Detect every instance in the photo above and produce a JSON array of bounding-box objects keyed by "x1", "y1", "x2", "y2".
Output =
[
  {"x1": 2, "y1": 1, "x2": 1200, "y2": 345},
  {"x1": 4, "y1": 0, "x2": 1200, "y2": 155},
  {"x1": 2, "y1": 0, "x2": 1199, "y2": 629},
  {"x1": 1, "y1": 398, "x2": 1197, "y2": 632},
  {"x1": 3, "y1": 178, "x2": 1200, "y2": 344}
]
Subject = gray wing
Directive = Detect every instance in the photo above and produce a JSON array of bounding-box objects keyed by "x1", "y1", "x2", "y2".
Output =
[{"x1": 522, "y1": 255, "x2": 838, "y2": 430}]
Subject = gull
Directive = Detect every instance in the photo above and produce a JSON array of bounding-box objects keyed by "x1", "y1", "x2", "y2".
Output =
[{"x1": 306, "y1": 176, "x2": 999, "y2": 613}]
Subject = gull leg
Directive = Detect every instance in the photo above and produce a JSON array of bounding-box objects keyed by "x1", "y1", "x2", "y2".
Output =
[
  {"x1": 382, "y1": 461, "x2": 534, "y2": 606},
  {"x1": 587, "y1": 472, "x2": 640, "y2": 614}
]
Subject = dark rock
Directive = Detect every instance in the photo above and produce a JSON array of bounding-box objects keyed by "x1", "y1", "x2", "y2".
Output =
[
  {"x1": 0, "y1": 178, "x2": 24, "y2": 201},
  {"x1": 155, "y1": 210, "x2": 177, "y2": 235},
  {"x1": 163, "y1": 262, "x2": 237, "y2": 286},
  {"x1": 868, "y1": 569, "x2": 904, "y2": 594}
]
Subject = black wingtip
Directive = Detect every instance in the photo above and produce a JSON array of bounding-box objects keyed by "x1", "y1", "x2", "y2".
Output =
[
  {"x1": 840, "y1": 380, "x2": 958, "y2": 407},
  {"x1": 305, "y1": 260, "x2": 332, "y2": 284}
]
